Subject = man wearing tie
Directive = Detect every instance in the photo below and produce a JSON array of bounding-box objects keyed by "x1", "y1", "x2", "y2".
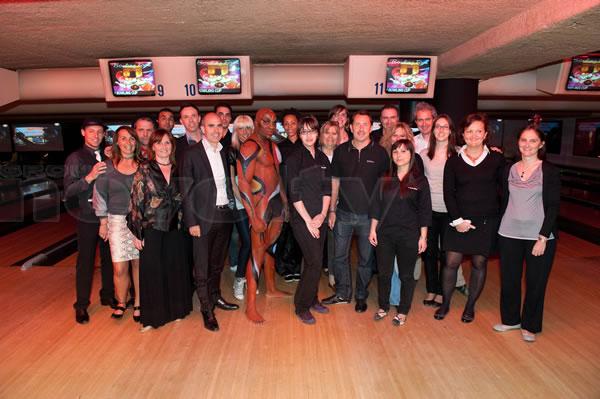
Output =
[
  {"x1": 181, "y1": 112, "x2": 238, "y2": 332},
  {"x1": 64, "y1": 119, "x2": 115, "y2": 324}
]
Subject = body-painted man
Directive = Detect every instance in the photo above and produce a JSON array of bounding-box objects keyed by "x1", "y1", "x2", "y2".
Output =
[{"x1": 237, "y1": 108, "x2": 289, "y2": 323}]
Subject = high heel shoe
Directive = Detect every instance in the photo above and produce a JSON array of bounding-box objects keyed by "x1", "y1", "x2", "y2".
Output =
[
  {"x1": 111, "y1": 304, "x2": 126, "y2": 319},
  {"x1": 461, "y1": 307, "x2": 475, "y2": 323},
  {"x1": 434, "y1": 305, "x2": 449, "y2": 320},
  {"x1": 133, "y1": 306, "x2": 141, "y2": 323}
]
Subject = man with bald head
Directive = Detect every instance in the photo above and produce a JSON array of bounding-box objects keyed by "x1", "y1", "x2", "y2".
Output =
[
  {"x1": 181, "y1": 112, "x2": 238, "y2": 332},
  {"x1": 237, "y1": 108, "x2": 289, "y2": 323}
]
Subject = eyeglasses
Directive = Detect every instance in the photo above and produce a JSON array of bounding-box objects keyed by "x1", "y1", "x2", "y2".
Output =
[
  {"x1": 435, "y1": 125, "x2": 450, "y2": 130},
  {"x1": 299, "y1": 129, "x2": 317, "y2": 135},
  {"x1": 236, "y1": 126, "x2": 253, "y2": 130}
]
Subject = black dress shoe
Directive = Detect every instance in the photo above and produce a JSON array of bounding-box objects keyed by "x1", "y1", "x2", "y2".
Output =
[
  {"x1": 423, "y1": 299, "x2": 436, "y2": 307},
  {"x1": 355, "y1": 300, "x2": 367, "y2": 313},
  {"x1": 201, "y1": 310, "x2": 219, "y2": 332},
  {"x1": 461, "y1": 308, "x2": 475, "y2": 323},
  {"x1": 75, "y1": 308, "x2": 89, "y2": 324},
  {"x1": 322, "y1": 294, "x2": 350, "y2": 305},
  {"x1": 215, "y1": 297, "x2": 239, "y2": 311},
  {"x1": 434, "y1": 305, "x2": 449, "y2": 320}
]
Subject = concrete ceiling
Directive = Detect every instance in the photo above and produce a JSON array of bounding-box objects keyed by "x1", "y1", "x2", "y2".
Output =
[{"x1": 1, "y1": 0, "x2": 599, "y2": 79}]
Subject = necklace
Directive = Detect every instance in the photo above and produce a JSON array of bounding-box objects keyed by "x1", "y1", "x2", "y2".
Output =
[
  {"x1": 519, "y1": 160, "x2": 540, "y2": 179},
  {"x1": 156, "y1": 160, "x2": 171, "y2": 166}
]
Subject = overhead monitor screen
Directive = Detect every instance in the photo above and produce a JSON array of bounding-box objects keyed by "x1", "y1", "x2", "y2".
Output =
[
  {"x1": 196, "y1": 58, "x2": 242, "y2": 94},
  {"x1": 108, "y1": 60, "x2": 156, "y2": 96},
  {"x1": 385, "y1": 57, "x2": 431, "y2": 94},
  {"x1": 0, "y1": 124, "x2": 12, "y2": 152},
  {"x1": 566, "y1": 55, "x2": 600, "y2": 91},
  {"x1": 13, "y1": 123, "x2": 64, "y2": 152}
]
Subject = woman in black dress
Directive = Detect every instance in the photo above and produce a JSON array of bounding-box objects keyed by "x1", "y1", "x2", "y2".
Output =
[
  {"x1": 434, "y1": 113, "x2": 504, "y2": 323},
  {"x1": 129, "y1": 129, "x2": 193, "y2": 331},
  {"x1": 369, "y1": 139, "x2": 431, "y2": 326}
]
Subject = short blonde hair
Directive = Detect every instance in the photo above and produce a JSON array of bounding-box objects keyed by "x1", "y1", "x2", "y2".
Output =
[{"x1": 231, "y1": 115, "x2": 254, "y2": 149}]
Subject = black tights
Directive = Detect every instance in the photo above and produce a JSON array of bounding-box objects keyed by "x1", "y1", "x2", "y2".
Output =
[{"x1": 441, "y1": 251, "x2": 488, "y2": 312}]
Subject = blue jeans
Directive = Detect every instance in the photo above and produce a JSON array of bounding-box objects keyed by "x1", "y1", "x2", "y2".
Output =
[
  {"x1": 332, "y1": 209, "x2": 375, "y2": 301},
  {"x1": 390, "y1": 260, "x2": 401, "y2": 306},
  {"x1": 232, "y1": 209, "x2": 251, "y2": 279}
]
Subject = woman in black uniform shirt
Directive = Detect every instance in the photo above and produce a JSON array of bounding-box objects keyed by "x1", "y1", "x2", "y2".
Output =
[
  {"x1": 287, "y1": 115, "x2": 332, "y2": 325},
  {"x1": 435, "y1": 113, "x2": 504, "y2": 323},
  {"x1": 369, "y1": 139, "x2": 431, "y2": 326}
]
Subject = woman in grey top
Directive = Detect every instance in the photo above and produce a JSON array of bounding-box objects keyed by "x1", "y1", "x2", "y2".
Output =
[
  {"x1": 495, "y1": 126, "x2": 560, "y2": 342},
  {"x1": 420, "y1": 114, "x2": 457, "y2": 307},
  {"x1": 94, "y1": 126, "x2": 142, "y2": 320}
]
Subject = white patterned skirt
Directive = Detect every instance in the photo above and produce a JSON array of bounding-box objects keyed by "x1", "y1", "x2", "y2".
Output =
[{"x1": 107, "y1": 214, "x2": 139, "y2": 262}]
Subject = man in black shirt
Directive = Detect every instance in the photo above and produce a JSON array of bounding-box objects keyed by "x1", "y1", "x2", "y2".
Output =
[
  {"x1": 323, "y1": 110, "x2": 389, "y2": 312},
  {"x1": 156, "y1": 108, "x2": 175, "y2": 133},
  {"x1": 63, "y1": 119, "x2": 115, "y2": 324},
  {"x1": 275, "y1": 108, "x2": 303, "y2": 282}
]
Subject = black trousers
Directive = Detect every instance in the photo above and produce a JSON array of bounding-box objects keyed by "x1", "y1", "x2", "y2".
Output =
[
  {"x1": 74, "y1": 220, "x2": 114, "y2": 310},
  {"x1": 498, "y1": 236, "x2": 557, "y2": 333},
  {"x1": 423, "y1": 211, "x2": 448, "y2": 295},
  {"x1": 275, "y1": 222, "x2": 303, "y2": 276},
  {"x1": 291, "y1": 219, "x2": 326, "y2": 313},
  {"x1": 192, "y1": 208, "x2": 233, "y2": 312},
  {"x1": 376, "y1": 235, "x2": 418, "y2": 314}
]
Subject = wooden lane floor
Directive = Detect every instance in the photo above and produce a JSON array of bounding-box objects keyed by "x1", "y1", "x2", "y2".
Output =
[
  {"x1": 0, "y1": 232, "x2": 598, "y2": 398},
  {"x1": 0, "y1": 214, "x2": 76, "y2": 267}
]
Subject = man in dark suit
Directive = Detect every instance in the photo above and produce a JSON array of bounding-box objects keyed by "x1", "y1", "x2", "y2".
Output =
[
  {"x1": 174, "y1": 103, "x2": 202, "y2": 168},
  {"x1": 181, "y1": 112, "x2": 238, "y2": 332},
  {"x1": 63, "y1": 118, "x2": 115, "y2": 324}
]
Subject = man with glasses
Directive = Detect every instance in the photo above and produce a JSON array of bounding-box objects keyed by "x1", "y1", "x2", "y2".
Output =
[{"x1": 237, "y1": 108, "x2": 289, "y2": 323}]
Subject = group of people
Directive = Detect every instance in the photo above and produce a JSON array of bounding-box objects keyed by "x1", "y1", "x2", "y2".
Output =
[{"x1": 64, "y1": 101, "x2": 560, "y2": 342}]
